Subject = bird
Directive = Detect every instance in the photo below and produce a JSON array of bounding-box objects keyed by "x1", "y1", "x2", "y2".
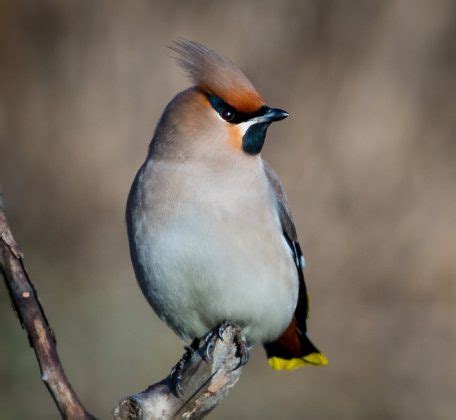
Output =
[{"x1": 126, "y1": 40, "x2": 327, "y2": 392}]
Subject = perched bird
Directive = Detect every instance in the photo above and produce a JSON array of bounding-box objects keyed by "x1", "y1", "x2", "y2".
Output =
[{"x1": 126, "y1": 40, "x2": 327, "y2": 389}]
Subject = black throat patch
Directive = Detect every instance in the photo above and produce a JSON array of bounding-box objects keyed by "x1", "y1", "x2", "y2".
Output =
[{"x1": 242, "y1": 123, "x2": 270, "y2": 155}]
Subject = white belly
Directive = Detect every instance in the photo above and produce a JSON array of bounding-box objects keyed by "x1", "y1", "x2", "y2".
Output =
[{"x1": 127, "y1": 160, "x2": 299, "y2": 344}]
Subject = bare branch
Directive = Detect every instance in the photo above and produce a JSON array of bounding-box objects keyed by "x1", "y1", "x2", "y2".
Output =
[
  {"x1": 114, "y1": 325, "x2": 244, "y2": 420},
  {"x1": 0, "y1": 191, "x2": 95, "y2": 420}
]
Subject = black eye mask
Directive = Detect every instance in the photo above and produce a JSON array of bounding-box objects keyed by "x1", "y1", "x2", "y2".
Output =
[
  {"x1": 207, "y1": 95, "x2": 268, "y2": 124},
  {"x1": 207, "y1": 94, "x2": 288, "y2": 155}
]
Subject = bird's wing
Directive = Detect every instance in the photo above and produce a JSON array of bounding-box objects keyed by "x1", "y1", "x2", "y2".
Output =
[
  {"x1": 262, "y1": 160, "x2": 327, "y2": 370},
  {"x1": 262, "y1": 160, "x2": 308, "y2": 325}
]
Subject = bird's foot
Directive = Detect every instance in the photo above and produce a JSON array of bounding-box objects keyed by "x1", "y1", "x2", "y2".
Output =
[
  {"x1": 169, "y1": 338, "x2": 199, "y2": 397},
  {"x1": 201, "y1": 321, "x2": 230, "y2": 362},
  {"x1": 200, "y1": 321, "x2": 249, "y2": 368}
]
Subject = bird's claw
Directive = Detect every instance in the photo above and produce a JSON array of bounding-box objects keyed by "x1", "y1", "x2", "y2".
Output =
[
  {"x1": 202, "y1": 339, "x2": 214, "y2": 362},
  {"x1": 200, "y1": 321, "x2": 249, "y2": 369},
  {"x1": 233, "y1": 330, "x2": 249, "y2": 369},
  {"x1": 170, "y1": 362, "x2": 185, "y2": 397},
  {"x1": 169, "y1": 342, "x2": 197, "y2": 397},
  {"x1": 201, "y1": 321, "x2": 230, "y2": 362},
  {"x1": 216, "y1": 320, "x2": 230, "y2": 341}
]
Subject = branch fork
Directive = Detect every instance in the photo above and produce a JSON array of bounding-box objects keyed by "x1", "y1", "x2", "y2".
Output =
[{"x1": 114, "y1": 324, "x2": 244, "y2": 419}]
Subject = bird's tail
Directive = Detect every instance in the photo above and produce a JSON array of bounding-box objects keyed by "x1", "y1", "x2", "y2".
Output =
[{"x1": 264, "y1": 319, "x2": 328, "y2": 371}]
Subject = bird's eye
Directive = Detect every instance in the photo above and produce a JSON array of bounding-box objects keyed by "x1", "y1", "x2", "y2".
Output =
[{"x1": 220, "y1": 107, "x2": 235, "y2": 122}]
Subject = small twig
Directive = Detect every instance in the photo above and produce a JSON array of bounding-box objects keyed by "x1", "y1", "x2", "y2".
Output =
[
  {"x1": 114, "y1": 325, "x2": 244, "y2": 419},
  {"x1": 0, "y1": 190, "x2": 95, "y2": 419}
]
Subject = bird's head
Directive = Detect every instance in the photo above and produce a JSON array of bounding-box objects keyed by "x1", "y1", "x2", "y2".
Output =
[{"x1": 150, "y1": 40, "x2": 288, "y2": 159}]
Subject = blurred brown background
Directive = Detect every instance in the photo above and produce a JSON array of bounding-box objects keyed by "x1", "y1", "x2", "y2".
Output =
[{"x1": 1, "y1": 1, "x2": 455, "y2": 419}]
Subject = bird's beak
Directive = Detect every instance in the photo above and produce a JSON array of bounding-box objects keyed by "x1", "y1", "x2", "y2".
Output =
[{"x1": 261, "y1": 107, "x2": 289, "y2": 123}]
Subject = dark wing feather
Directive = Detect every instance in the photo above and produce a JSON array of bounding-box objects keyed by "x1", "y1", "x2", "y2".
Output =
[
  {"x1": 263, "y1": 160, "x2": 309, "y2": 329},
  {"x1": 263, "y1": 161, "x2": 327, "y2": 367}
]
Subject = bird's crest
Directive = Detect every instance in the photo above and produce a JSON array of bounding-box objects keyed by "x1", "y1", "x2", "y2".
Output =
[{"x1": 169, "y1": 39, "x2": 265, "y2": 113}]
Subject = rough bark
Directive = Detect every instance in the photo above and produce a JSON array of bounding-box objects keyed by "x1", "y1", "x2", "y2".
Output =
[
  {"x1": 114, "y1": 325, "x2": 243, "y2": 419},
  {"x1": 0, "y1": 191, "x2": 96, "y2": 419}
]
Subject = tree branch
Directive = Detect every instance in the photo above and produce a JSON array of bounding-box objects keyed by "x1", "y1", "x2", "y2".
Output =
[
  {"x1": 114, "y1": 325, "x2": 243, "y2": 419},
  {"x1": 0, "y1": 191, "x2": 95, "y2": 419}
]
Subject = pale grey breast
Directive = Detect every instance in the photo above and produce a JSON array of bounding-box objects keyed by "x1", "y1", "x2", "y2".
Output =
[{"x1": 126, "y1": 156, "x2": 299, "y2": 344}]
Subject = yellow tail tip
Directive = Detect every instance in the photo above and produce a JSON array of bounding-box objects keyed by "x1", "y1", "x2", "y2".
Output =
[{"x1": 268, "y1": 353, "x2": 329, "y2": 371}]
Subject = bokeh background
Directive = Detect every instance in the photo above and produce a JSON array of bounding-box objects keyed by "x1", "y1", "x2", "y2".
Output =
[{"x1": 1, "y1": 1, "x2": 455, "y2": 419}]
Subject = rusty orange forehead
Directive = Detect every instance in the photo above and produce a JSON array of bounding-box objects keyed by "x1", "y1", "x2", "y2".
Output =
[
  {"x1": 170, "y1": 39, "x2": 265, "y2": 113},
  {"x1": 205, "y1": 82, "x2": 264, "y2": 113}
]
